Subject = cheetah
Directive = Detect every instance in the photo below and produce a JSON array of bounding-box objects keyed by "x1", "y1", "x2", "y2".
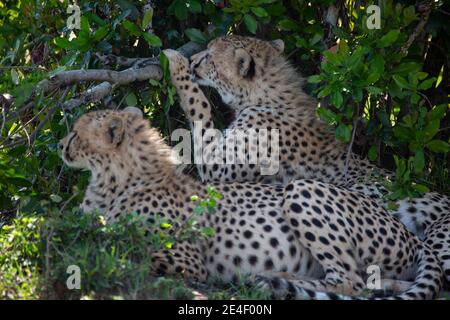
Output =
[
  {"x1": 162, "y1": 36, "x2": 450, "y2": 283},
  {"x1": 59, "y1": 108, "x2": 443, "y2": 299}
]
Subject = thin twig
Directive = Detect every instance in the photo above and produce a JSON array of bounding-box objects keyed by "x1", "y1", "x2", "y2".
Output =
[
  {"x1": 400, "y1": 1, "x2": 433, "y2": 56},
  {"x1": 0, "y1": 66, "x2": 48, "y2": 71}
]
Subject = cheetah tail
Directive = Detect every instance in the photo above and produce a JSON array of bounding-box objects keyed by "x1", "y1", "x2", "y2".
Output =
[
  {"x1": 256, "y1": 245, "x2": 443, "y2": 300},
  {"x1": 382, "y1": 244, "x2": 443, "y2": 300}
]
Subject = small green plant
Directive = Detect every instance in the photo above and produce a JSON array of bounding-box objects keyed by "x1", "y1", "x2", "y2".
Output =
[
  {"x1": 0, "y1": 215, "x2": 43, "y2": 299},
  {"x1": 156, "y1": 186, "x2": 222, "y2": 249}
]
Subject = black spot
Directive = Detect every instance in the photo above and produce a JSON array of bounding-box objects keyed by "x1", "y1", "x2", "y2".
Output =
[
  {"x1": 264, "y1": 258, "x2": 274, "y2": 270},
  {"x1": 270, "y1": 238, "x2": 279, "y2": 248},
  {"x1": 243, "y1": 230, "x2": 253, "y2": 239},
  {"x1": 248, "y1": 255, "x2": 258, "y2": 266},
  {"x1": 305, "y1": 232, "x2": 316, "y2": 242},
  {"x1": 290, "y1": 203, "x2": 302, "y2": 213},
  {"x1": 311, "y1": 218, "x2": 323, "y2": 228},
  {"x1": 301, "y1": 190, "x2": 311, "y2": 199}
]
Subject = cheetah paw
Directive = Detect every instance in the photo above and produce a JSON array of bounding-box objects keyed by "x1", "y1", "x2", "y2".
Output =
[{"x1": 162, "y1": 49, "x2": 190, "y2": 83}]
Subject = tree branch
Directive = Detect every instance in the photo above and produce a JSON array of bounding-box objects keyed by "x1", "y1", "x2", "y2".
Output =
[
  {"x1": 1, "y1": 41, "x2": 205, "y2": 149},
  {"x1": 36, "y1": 41, "x2": 203, "y2": 94}
]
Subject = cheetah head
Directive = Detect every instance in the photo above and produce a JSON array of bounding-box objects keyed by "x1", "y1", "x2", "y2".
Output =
[
  {"x1": 59, "y1": 107, "x2": 145, "y2": 169},
  {"x1": 190, "y1": 35, "x2": 285, "y2": 108}
]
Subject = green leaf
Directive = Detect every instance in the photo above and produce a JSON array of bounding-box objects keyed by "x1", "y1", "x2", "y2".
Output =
[
  {"x1": 336, "y1": 124, "x2": 352, "y2": 142},
  {"x1": 417, "y1": 77, "x2": 436, "y2": 90},
  {"x1": 125, "y1": 93, "x2": 137, "y2": 106},
  {"x1": 194, "y1": 206, "x2": 204, "y2": 214},
  {"x1": 160, "y1": 222, "x2": 171, "y2": 229},
  {"x1": 309, "y1": 33, "x2": 322, "y2": 46},
  {"x1": 377, "y1": 29, "x2": 400, "y2": 48},
  {"x1": 323, "y1": 51, "x2": 341, "y2": 65},
  {"x1": 201, "y1": 227, "x2": 216, "y2": 237},
  {"x1": 387, "y1": 201, "x2": 399, "y2": 210},
  {"x1": 393, "y1": 126, "x2": 411, "y2": 141},
  {"x1": 143, "y1": 33, "x2": 162, "y2": 47},
  {"x1": 122, "y1": 20, "x2": 141, "y2": 36},
  {"x1": 317, "y1": 107, "x2": 337, "y2": 124},
  {"x1": 142, "y1": 8, "x2": 154, "y2": 29},
  {"x1": 412, "y1": 183, "x2": 429, "y2": 194},
  {"x1": 426, "y1": 140, "x2": 450, "y2": 153},
  {"x1": 93, "y1": 25, "x2": 109, "y2": 42},
  {"x1": 164, "y1": 242, "x2": 173, "y2": 249},
  {"x1": 317, "y1": 86, "x2": 332, "y2": 98},
  {"x1": 368, "y1": 146, "x2": 378, "y2": 161},
  {"x1": 366, "y1": 73, "x2": 380, "y2": 84},
  {"x1": 332, "y1": 26, "x2": 349, "y2": 40},
  {"x1": 50, "y1": 194, "x2": 63, "y2": 203},
  {"x1": 278, "y1": 19, "x2": 298, "y2": 31},
  {"x1": 11, "y1": 82, "x2": 34, "y2": 108},
  {"x1": 251, "y1": 7, "x2": 268, "y2": 17},
  {"x1": 174, "y1": 1, "x2": 188, "y2": 20},
  {"x1": 369, "y1": 55, "x2": 385, "y2": 74},
  {"x1": 423, "y1": 119, "x2": 440, "y2": 141},
  {"x1": 330, "y1": 91, "x2": 343, "y2": 107},
  {"x1": 54, "y1": 37, "x2": 74, "y2": 49},
  {"x1": 244, "y1": 14, "x2": 258, "y2": 34},
  {"x1": 392, "y1": 74, "x2": 411, "y2": 89},
  {"x1": 366, "y1": 86, "x2": 383, "y2": 95},
  {"x1": 185, "y1": 28, "x2": 207, "y2": 44},
  {"x1": 413, "y1": 149, "x2": 425, "y2": 174},
  {"x1": 307, "y1": 75, "x2": 322, "y2": 84},
  {"x1": 391, "y1": 62, "x2": 421, "y2": 75},
  {"x1": 187, "y1": 0, "x2": 202, "y2": 13},
  {"x1": 429, "y1": 104, "x2": 447, "y2": 121},
  {"x1": 10, "y1": 69, "x2": 19, "y2": 85}
]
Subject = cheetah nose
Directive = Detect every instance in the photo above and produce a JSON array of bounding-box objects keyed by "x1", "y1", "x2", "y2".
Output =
[{"x1": 58, "y1": 142, "x2": 64, "y2": 150}]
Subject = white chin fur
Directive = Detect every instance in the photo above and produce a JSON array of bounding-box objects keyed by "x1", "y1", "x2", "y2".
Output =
[
  {"x1": 62, "y1": 156, "x2": 85, "y2": 169},
  {"x1": 193, "y1": 78, "x2": 210, "y2": 87}
]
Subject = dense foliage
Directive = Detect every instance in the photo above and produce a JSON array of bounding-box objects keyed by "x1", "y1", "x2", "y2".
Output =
[{"x1": 0, "y1": 0, "x2": 448, "y2": 299}]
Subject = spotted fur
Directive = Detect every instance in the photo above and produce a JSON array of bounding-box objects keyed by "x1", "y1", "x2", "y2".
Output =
[
  {"x1": 59, "y1": 109, "x2": 443, "y2": 299},
  {"x1": 163, "y1": 36, "x2": 450, "y2": 283}
]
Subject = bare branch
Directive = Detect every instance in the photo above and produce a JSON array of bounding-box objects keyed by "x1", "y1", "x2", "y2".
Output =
[
  {"x1": 37, "y1": 41, "x2": 203, "y2": 94},
  {"x1": 94, "y1": 53, "x2": 149, "y2": 68},
  {"x1": 63, "y1": 82, "x2": 113, "y2": 110}
]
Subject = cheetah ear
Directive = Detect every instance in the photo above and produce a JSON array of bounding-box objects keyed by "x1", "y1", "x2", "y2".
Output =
[
  {"x1": 270, "y1": 39, "x2": 284, "y2": 53},
  {"x1": 123, "y1": 106, "x2": 143, "y2": 118},
  {"x1": 235, "y1": 48, "x2": 255, "y2": 79},
  {"x1": 106, "y1": 117, "x2": 125, "y2": 147}
]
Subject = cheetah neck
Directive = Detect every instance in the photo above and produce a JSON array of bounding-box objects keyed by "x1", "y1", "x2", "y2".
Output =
[{"x1": 229, "y1": 63, "x2": 318, "y2": 119}]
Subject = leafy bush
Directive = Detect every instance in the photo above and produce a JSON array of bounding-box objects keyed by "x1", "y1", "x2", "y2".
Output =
[
  {"x1": 307, "y1": 1, "x2": 449, "y2": 198},
  {"x1": 0, "y1": 188, "x2": 222, "y2": 299}
]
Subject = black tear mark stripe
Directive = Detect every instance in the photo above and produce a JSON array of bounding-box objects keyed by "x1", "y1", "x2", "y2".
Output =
[{"x1": 65, "y1": 132, "x2": 77, "y2": 161}]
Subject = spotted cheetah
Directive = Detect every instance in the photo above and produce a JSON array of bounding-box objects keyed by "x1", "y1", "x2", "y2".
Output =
[
  {"x1": 59, "y1": 108, "x2": 443, "y2": 299},
  {"x1": 162, "y1": 36, "x2": 450, "y2": 283}
]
